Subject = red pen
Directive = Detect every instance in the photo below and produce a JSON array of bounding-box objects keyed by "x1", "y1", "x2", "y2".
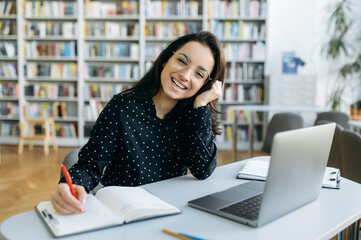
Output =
[{"x1": 61, "y1": 164, "x2": 79, "y2": 200}]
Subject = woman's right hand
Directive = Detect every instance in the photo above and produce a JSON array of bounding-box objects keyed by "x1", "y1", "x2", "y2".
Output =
[{"x1": 51, "y1": 183, "x2": 87, "y2": 214}]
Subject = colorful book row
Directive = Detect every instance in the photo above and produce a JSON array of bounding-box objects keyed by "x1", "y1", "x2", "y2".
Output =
[
  {"x1": 1, "y1": 101, "x2": 19, "y2": 118},
  {"x1": 84, "y1": 0, "x2": 139, "y2": 17},
  {"x1": 84, "y1": 64, "x2": 139, "y2": 80},
  {"x1": 220, "y1": 106, "x2": 263, "y2": 123},
  {"x1": 145, "y1": 0, "x2": 199, "y2": 17},
  {"x1": 145, "y1": 44, "x2": 165, "y2": 58},
  {"x1": 221, "y1": 84, "x2": 263, "y2": 102},
  {"x1": 0, "y1": 63, "x2": 17, "y2": 78},
  {"x1": 24, "y1": 0, "x2": 77, "y2": 17},
  {"x1": 26, "y1": 22, "x2": 77, "y2": 38},
  {"x1": 84, "y1": 99, "x2": 105, "y2": 121},
  {"x1": 0, "y1": 122, "x2": 19, "y2": 137},
  {"x1": 208, "y1": 0, "x2": 266, "y2": 18},
  {"x1": 24, "y1": 101, "x2": 77, "y2": 119},
  {"x1": 22, "y1": 122, "x2": 77, "y2": 138},
  {"x1": 223, "y1": 42, "x2": 265, "y2": 60},
  {"x1": 24, "y1": 83, "x2": 76, "y2": 98},
  {"x1": 0, "y1": 20, "x2": 17, "y2": 36},
  {"x1": 25, "y1": 63, "x2": 77, "y2": 78},
  {"x1": 209, "y1": 20, "x2": 266, "y2": 39},
  {"x1": 1, "y1": 63, "x2": 17, "y2": 79},
  {"x1": 25, "y1": 41, "x2": 77, "y2": 58},
  {"x1": 0, "y1": 1, "x2": 16, "y2": 16},
  {"x1": 56, "y1": 123, "x2": 78, "y2": 137},
  {"x1": 83, "y1": 84, "x2": 132, "y2": 100},
  {"x1": 85, "y1": 43, "x2": 138, "y2": 58},
  {"x1": 0, "y1": 82, "x2": 18, "y2": 97},
  {"x1": 145, "y1": 22, "x2": 199, "y2": 38},
  {"x1": 0, "y1": 42, "x2": 17, "y2": 57},
  {"x1": 84, "y1": 22, "x2": 139, "y2": 38},
  {"x1": 228, "y1": 63, "x2": 264, "y2": 80},
  {"x1": 218, "y1": 124, "x2": 262, "y2": 143}
]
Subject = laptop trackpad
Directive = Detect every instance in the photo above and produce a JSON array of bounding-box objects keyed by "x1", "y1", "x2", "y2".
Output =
[{"x1": 211, "y1": 182, "x2": 263, "y2": 203}]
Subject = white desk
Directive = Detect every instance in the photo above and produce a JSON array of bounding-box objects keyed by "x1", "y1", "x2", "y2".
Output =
[
  {"x1": 1, "y1": 161, "x2": 361, "y2": 240},
  {"x1": 229, "y1": 105, "x2": 323, "y2": 161}
]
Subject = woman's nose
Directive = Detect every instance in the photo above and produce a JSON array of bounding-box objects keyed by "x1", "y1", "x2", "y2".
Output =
[{"x1": 179, "y1": 67, "x2": 193, "y2": 81}]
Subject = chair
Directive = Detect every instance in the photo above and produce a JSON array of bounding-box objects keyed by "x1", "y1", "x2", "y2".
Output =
[
  {"x1": 61, "y1": 147, "x2": 103, "y2": 193},
  {"x1": 314, "y1": 111, "x2": 350, "y2": 130},
  {"x1": 60, "y1": 147, "x2": 80, "y2": 179},
  {"x1": 262, "y1": 112, "x2": 304, "y2": 153},
  {"x1": 315, "y1": 121, "x2": 344, "y2": 170},
  {"x1": 339, "y1": 130, "x2": 361, "y2": 184}
]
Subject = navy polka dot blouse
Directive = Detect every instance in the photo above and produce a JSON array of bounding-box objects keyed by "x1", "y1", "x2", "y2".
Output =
[{"x1": 60, "y1": 89, "x2": 217, "y2": 192}]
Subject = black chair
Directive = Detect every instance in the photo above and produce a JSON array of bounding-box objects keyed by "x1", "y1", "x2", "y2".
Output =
[
  {"x1": 339, "y1": 130, "x2": 361, "y2": 184},
  {"x1": 262, "y1": 112, "x2": 304, "y2": 153},
  {"x1": 314, "y1": 111, "x2": 350, "y2": 130},
  {"x1": 60, "y1": 148, "x2": 80, "y2": 179},
  {"x1": 60, "y1": 147, "x2": 103, "y2": 193},
  {"x1": 315, "y1": 121, "x2": 344, "y2": 170}
]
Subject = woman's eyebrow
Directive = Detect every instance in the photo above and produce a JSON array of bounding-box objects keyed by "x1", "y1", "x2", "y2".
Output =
[
  {"x1": 179, "y1": 52, "x2": 210, "y2": 74},
  {"x1": 179, "y1": 52, "x2": 191, "y2": 63}
]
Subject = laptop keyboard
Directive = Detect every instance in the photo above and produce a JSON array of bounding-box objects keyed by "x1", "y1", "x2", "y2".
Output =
[{"x1": 219, "y1": 194, "x2": 263, "y2": 221}]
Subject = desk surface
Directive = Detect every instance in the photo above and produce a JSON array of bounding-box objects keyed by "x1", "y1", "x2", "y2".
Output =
[{"x1": 2, "y1": 161, "x2": 361, "y2": 240}]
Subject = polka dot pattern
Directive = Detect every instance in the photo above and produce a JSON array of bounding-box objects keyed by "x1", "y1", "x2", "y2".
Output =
[{"x1": 60, "y1": 89, "x2": 217, "y2": 192}]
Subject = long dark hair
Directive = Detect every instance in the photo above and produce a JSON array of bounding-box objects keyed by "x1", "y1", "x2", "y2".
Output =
[{"x1": 126, "y1": 31, "x2": 226, "y2": 135}]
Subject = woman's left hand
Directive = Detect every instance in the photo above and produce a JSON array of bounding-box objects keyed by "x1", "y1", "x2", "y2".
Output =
[{"x1": 194, "y1": 80, "x2": 223, "y2": 108}]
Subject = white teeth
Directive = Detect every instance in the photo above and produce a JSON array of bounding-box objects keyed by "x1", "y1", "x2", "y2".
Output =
[{"x1": 171, "y1": 78, "x2": 186, "y2": 90}]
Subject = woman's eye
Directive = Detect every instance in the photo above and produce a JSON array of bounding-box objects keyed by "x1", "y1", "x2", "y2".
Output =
[
  {"x1": 177, "y1": 58, "x2": 188, "y2": 66},
  {"x1": 196, "y1": 71, "x2": 205, "y2": 79}
]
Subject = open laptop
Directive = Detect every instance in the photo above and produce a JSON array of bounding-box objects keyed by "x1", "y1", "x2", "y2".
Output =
[{"x1": 188, "y1": 123, "x2": 335, "y2": 227}]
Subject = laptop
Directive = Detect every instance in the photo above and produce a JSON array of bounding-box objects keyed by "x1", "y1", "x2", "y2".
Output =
[{"x1": 188, "y1": 123, "x2": 335, "y2": 227}]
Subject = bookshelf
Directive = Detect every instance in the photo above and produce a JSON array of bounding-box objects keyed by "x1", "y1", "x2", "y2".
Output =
[
  {"x1": 0, "y1": 0, "x2": 19, "y2": 144},
  {"x1": 0, "y1": 0, "x2": 267, "y2": 150},
  {"x1": 209, "y1": 0, "x2": 267, "y2": 150}
]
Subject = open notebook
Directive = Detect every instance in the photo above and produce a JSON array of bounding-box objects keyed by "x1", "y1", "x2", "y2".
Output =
[
  {"x1": 237, "y1": 156, "x2": 341, "y2": 189},
  {"x1": 36, "y1": 186, "x2": 181, "y2": 237}
]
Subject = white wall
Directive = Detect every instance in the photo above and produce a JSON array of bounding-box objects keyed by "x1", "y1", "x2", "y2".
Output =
[
  {"x1": 266, "y1": 0, "x2": 361, "y2": 112},
  {"x1": 266, "y1": 0, "x2": 317, "y2": 76}
]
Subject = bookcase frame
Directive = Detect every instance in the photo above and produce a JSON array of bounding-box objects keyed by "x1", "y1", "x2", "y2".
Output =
[{"x1": 0, "y1": 0, "x2": 267, "y2": 150}]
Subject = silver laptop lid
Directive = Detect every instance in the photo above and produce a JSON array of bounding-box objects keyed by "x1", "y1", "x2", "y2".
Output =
[{"x1": 258, "y1": 123, "x2": 335, "y2": 226}]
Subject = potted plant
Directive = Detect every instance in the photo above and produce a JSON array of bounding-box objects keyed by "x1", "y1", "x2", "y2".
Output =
[{"x1": 323, "y1": 0, "x2": 361, "y2": 111}]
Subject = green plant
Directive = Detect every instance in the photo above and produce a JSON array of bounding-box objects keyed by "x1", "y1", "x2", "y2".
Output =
[{"x1": 324, "y1": 0, "x2": 361, "y2": 110}]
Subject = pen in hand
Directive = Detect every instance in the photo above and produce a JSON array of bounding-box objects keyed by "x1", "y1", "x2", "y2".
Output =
[{"x1": 61, "y1": 164, "x2": 79, "y2": 200}]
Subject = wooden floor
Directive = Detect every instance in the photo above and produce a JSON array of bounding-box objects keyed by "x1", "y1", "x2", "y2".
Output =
[{"x1": 0, "y1": 145, "x2": 262, "y2": 225}]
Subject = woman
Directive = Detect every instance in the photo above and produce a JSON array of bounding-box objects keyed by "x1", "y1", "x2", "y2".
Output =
[{"x1": 52, "y1": 31, "x2": 226, "y2": 214}]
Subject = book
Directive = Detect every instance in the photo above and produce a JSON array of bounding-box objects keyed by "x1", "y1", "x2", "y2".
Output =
[
  {"x1": 236, "y1": 156, "x2": 341, "y2": 189},
  {"x1": 35, "y1": 186, "x2": 181, "y2": 237}
]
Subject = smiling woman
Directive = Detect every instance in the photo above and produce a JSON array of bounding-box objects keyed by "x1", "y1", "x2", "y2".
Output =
[
  {"x1": 156, "y1": 41, "x2": 216, "y2": 115},
  {"x1": 51, "y1": 31, "x2": 226, "y2": 215}
]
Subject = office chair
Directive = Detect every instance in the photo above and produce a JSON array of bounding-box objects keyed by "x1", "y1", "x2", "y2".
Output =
[
  {"x1": 60, "y1": 147, "x2": 81, "y2": 179},
  {"x1": 262, "y1": 112, "x2": 304, "y2": 153},
  {"x1": 60, "y1": 147, "x2": 103, "y2": 193},
  {"x1": 339, "y1": 130, "x2": 361, "y2": 184},
  {"x1": 315, "y1": 121, "x2": 344, "y2": 170},
  {"x1": 314, "y1": 111, "x2": 350, "y2": 130}
]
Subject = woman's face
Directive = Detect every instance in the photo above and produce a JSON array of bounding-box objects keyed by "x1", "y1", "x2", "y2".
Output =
[{"x1": 159, "y1": 41, "x2": 215, "y2": 101}]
